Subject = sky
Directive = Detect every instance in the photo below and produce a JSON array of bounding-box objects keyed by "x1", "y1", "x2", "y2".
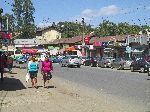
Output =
[{"x1": 0, "y1": 0, "x2": 150, "y2": 27}]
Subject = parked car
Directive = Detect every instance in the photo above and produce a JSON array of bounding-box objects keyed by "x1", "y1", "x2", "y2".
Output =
[
  {"x1": 83, "y1": 57, "x2": 98, "y2": 67},
  {"x1": 80, "y1": 56, "x2": 87, "y2": 65},
  {"x1": 60, "y1": 55, "x2": 81, "y2": 68},
  {"x1": 130, "y1": 57, "x2": 150, "y2": 73},
  {"x1": 111, "y1": 58, "x2": 133, "y2": 70},
  {"x1": 49, "y1": 56, "x2": 61, "y2": 63},
  {"x1": 97, "y1": 57, "x2": 115, "y2": 68},
  {"x1": 83, "y1": 57, "x2": 91, "y2": 66},
  {"x1": 16, "y1": 56, "x2": 27, "y2": 64}
]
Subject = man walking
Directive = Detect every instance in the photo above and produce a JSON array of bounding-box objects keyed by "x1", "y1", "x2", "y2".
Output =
[
  {"x1": 7, "y1": 53, "x2": 13, "y2": 73},
  {"x1": 0, "y1": 51, "x2": 7, "y2": 81}
]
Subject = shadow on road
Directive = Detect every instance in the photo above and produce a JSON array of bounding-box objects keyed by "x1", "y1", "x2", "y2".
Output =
[{"x1": 0, "y1": 77, "x2": 26, "y2": 91}]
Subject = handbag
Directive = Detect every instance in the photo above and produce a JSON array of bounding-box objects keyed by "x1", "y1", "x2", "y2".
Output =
[{"x1": 26, "y1": 72, "x2": 30, "y2": 82}]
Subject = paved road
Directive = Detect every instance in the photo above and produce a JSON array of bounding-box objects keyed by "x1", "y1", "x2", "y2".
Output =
[
  {"x1": 13, "y1": 62, "x2": 150, "y2": 111},
  {"x1": 53, "y1": 63, "x2": 150, "y2": 110}
]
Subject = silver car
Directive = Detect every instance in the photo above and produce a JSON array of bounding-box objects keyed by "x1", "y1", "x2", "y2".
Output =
[
  {"x1": 111, "y1": 58, "x2": 133, "y2": 70},
  {"x1": 60, "y1": 55, "x2": 81, "y2": 68}
]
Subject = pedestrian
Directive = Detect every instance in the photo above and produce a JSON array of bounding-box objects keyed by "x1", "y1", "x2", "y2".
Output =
[
  {"x1": 7, "y1": 53, "x2": 13, "y2": 73},
  {"x1": 28, "y1": 56, "x2": 38, "y2": 88},
  {"x1": 0, "y1": 51, "x2": 7, "y2": 81},
  {"x1": 41, "y1": 56, "x2": 53, "y2": 88}
]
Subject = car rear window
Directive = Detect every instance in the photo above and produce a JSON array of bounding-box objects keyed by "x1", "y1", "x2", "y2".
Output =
[{"x1": 70, "y1": 56, "x2": 78, "y2": 59}]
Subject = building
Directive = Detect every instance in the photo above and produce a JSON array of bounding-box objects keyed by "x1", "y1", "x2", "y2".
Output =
[{"x1": 36, "y1": 26, "x2": 61, "y2": 43}]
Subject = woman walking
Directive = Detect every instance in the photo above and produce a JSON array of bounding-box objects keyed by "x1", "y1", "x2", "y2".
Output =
[
  {"x1": 41, "y1": 56, "x2": 53, "y2": 88},
  {"x1": 28, "y1": 56, "x2": 38, "y2": 88}
]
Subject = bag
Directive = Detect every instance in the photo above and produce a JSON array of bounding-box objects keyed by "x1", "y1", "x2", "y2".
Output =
[{"x1": 26, "y1": 73, "x2": 30, "y2": 82}]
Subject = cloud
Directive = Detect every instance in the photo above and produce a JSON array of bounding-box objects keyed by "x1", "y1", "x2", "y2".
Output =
[
  {"x1": 99, "y1": 5, "x2": 120, "y2": 16},
  {"x1": 82, "y1": 9, "x2": 96, "y2": 18},
  {"x1": 73, "y1": 5, "x2": 121, "y2": 23}
]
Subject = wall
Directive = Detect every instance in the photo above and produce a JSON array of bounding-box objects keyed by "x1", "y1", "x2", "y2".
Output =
[{"x1": 42, "y1": 29, "x2": 61, "y2": 42}]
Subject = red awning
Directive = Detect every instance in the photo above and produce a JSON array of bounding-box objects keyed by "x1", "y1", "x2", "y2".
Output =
[{"x1": 21, "y1": 49, "x2": 38, "y2": 54}]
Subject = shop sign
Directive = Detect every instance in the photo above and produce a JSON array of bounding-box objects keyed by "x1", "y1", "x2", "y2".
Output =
[
  {"x1": 102, "y1": 42, "x2": 109, "y2": 46},
  {"x1": 84, "y1": 36, "x2": 91, "y2": 45}
]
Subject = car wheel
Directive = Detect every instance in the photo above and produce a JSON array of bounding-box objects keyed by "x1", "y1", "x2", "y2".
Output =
[
  {"x1": 96, "y1": 63, "x2": 99, "y2": 67},
  {"x1": 148, "y1": 72, "x2": 150, "y2": 76},
  {"x1": 90, "y1": 63, "x2": 93, "y2": 67},
  {"x1": 118, "y1": 65, "x2": 122, "y2": 70},
  {"x1": 140, "y1": 67, "x2": 145, "y2": 73},
  {"x1": 83, "y1": 62, "x2": 86, "y2": 66},
  {"x1": 111, "y1": 65, "x2": 113, "y2": 69},
  {"x1": 77, "y1": 65, "x2": 81, "y2": 68},
  {"x1": 130, "y1": 66, "x2": 134, "y2": 72},
  {"x1": 61, "y1": 64, "x2": 64, "y2": 67}
]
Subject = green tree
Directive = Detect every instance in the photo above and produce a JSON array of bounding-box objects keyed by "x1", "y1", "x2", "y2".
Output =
[
  {"x1": 21, "y1": 0, "x2": 35, "y2": 39},
  {"x1": 12, "y1": 0, "x2": 35, "y2": 39},
  {"x1": 56, "y1": 21, "x2": 94, "y2": 38},
  {"x1": 95, "y1": 20, "x2": 117, "y2": 37}
]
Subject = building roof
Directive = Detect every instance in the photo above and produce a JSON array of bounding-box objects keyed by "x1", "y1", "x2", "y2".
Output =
[
  {"x1": 14, "y1": 38, "x2": 37, "y2": 45},
  {"x1": 49, "y1": 36, "x2": 82, "y2": 45},
  {"x1": 89, "y1": 35, "x2": 127, "y2": 44}
]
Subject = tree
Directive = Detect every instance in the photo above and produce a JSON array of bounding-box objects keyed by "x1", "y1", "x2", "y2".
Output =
[
  {"x1": 12, "y1": 0, "x2": 23, "y2": 30},
  {"x1": 12, "y1": 0, "x2": 35, "y2": 39},
  {"x1": 55, "y1": 21, "x2": 94, "y2": 38},
  {"x1": 21, "y1": 0, "x2": 35, "y2": 39}
]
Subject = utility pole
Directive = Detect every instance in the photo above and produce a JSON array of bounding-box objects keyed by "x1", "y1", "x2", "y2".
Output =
[
  {"x1": 81, "y1": 18, "x2": 85, "y2": 56},
  {"x1": 0, "y1": 8, "x2": 3, "y2": 31}
]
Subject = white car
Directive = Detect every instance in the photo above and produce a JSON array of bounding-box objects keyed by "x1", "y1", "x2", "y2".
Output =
[{"x1": 60, "y1": 55, "x2": 81, "y2": 68}]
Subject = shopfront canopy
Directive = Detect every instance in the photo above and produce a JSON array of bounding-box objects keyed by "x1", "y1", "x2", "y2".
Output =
[
  {"x1": 65, "y1": 46, "x2": 76, "y2": 51},
  {"x1": 21, "y1": 49, "x2": 38, "y2": 54}
]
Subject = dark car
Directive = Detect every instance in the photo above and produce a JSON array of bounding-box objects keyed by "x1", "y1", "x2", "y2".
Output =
[
  {"x1": 83, "y1": 57, "x2": 91, "y2": 66},
  {"x1": 130, "y1": 57, "x2": 150, "y2": 73},
  {"x1": 97, "y1": 57, "x2": 115, "y2": 68},
  {"x1": 83, "y1": 57, "x2": 98, "y2": 67}
]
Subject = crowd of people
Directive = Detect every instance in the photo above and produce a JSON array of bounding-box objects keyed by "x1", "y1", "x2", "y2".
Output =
[{"x1": 0, "y1": 51, "x2": 53, "y2": 89}]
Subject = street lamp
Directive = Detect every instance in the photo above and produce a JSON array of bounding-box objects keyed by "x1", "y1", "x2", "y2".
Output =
[{"x1": 81, "y1": 18, "x2": 85, "y2": 56}]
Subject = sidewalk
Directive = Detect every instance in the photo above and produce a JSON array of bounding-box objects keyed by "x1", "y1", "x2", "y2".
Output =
[{"x1": 0, "y1": 68, "x2": 148, "y2": 112}]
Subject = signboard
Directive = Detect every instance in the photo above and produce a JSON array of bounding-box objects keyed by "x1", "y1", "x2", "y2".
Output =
[
  {"x1": 126, "y1": 46, "x2": 132, "y2": 53},
  {"x1": 84, "y1": 36, "x2": 90, "y2": 45}
]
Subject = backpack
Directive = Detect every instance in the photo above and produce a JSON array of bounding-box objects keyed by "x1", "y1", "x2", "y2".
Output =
[{"x1": 29, "y1": 62, "x2": 38, "y2": 72}]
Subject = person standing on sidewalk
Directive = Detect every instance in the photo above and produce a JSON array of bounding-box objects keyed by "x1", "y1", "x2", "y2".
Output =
[
  {"x1": 28, "y1": 56, "x2": 38, "y2": 88},
  {"x1": 7, "y1": 53, "x2": 13, "y2": 73},
  {"x1": 41, "y1": 56, "x2": 53, "y2": 88},
  {"x1": 0, "y1": 51, "x2": 7, "y2": 81}
]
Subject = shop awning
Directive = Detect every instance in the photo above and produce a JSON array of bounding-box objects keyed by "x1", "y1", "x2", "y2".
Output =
[
  {"x1": 21, "y1": 49, "x2": 38, "y2": 54},
  {"x1": 65, "y1": 46, "x2": 76, "y2": 51}
]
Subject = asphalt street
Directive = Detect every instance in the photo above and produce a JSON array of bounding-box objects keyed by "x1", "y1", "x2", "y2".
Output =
[
  {"x1": 13, "y1": 62, "x2": 150, "y2": 110},
  {"x1": 52, "y1": 63, "x2": 150, "y2": 110}
]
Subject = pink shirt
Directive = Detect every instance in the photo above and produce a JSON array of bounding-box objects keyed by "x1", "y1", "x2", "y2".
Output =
[{"x1": 42, "y1": 60, "x2": 53, "y2": 73}]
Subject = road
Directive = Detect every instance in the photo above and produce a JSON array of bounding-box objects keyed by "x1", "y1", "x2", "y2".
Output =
[
  {"x1": 13, "y1": 62, "x2": 150, "y2": 111},
  {"x1": 53, "y1": 63, "x2": 150, "y2": 110}
]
